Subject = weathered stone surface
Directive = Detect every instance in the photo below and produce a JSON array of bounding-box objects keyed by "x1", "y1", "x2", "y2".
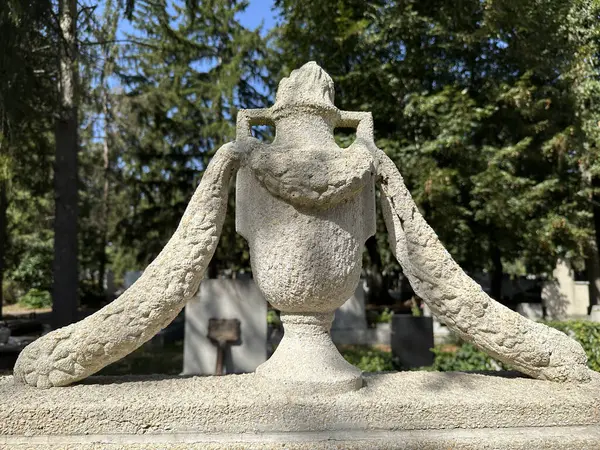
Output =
[
  {"x1": 377, "y1": 148, "x2": 599, "y2": 383},
  {"x1": 1, "y1": 373, "x2": 599, "y2": 449},
  {"x1": 183, "y1": 279, "x2": 267, "y2": 375},
  {"x1": 12, "y1": 61, "x2": 598, "y2": 390},
  {"x1": 12, "y1": 144, "x2": 241, "y2": 388},
  {"x1": 235, "y1": 62, "x2": 376, "y2": 392}
]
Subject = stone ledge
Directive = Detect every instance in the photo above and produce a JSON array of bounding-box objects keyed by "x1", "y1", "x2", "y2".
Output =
[
  {"x1": 2, "y1": 426, "x2": 600, "y2": 449},
  {"x1": 1, "y1": 371, "x2": 599, "y2": 449}
]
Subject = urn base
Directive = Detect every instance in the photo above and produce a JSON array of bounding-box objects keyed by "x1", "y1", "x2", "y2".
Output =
[{"x1": 255, "y1": 312, "x2": 363, "y2": 394}]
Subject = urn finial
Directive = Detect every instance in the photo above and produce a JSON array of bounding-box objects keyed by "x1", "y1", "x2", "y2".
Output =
[{"x1": 272, "y1": 61, "x2": 336, "y2": 113}]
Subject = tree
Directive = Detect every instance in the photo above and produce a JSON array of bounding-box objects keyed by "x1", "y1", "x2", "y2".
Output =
[
  {"x1": 0, "y1": 0, "x2": 58, "y2": 317},
  {"x1": 52, "y1": 0, "x2": 80, "y2": 327},
  {"x1": 271, "y1": 0, "x2": 600, "y2": 304},
  {"x1": 113, "y1": 0, "x2": 267, "y2": 275}
]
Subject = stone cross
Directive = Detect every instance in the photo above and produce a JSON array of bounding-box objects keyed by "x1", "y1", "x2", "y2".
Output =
[{"x1": 13, "y1": 62, "x2": 597, "y2": 389}]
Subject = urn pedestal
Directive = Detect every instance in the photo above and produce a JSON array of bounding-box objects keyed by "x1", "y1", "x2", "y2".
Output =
[
  {"x1": 236, "y1": 154, "x2": 375, "y2": 393},
  {"x1": 234, "y1": 63, "x2": 377, "y2": 393}
]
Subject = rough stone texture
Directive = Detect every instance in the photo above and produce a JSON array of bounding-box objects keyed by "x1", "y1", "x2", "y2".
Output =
[
  {"x1": 235, "y1": 62, "x2": 376, "y2": 391},
  {"x1": 11, "y1": 61, "x2": 598, "y2": 390},
  {"x1": 12, "y1": 143, "x2": 241, "y2": 388},
  {"x1": 1, "y1": 372, "x2": 600, "y2": 449},
  {"x1": 376, "y1": 148, "x2": 599, "y2": 383},
  {"x1": 183, "y1": 279, "x2": 267, "y2": 375}
]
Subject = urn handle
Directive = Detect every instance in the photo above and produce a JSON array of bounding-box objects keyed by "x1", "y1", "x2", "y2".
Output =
[
  {"x1": 336, "y1": 111, "x2": 375, "y2": 148},
  {"x1": 236, "y1": 108, "x2": 274, "y2": 148}
]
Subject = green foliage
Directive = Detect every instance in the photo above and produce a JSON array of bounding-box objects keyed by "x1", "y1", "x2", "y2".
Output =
[
  {"x1": 267, "y1": 310, "x2": 281, "y2": 327},
  {"x1": 341, "y1": 346, "x2": 396, "y2": 372},
  {"x1": 114, "y1": 0, "x2": 267, "y2": 274},
  {"x1": 3, "y1": 0, "x2": 600, "y2": 324},
  {"x1": 367, "y1": 307, "x2": 394, "y2": 325},
  {"x1": 18, "y1": 288, "x2": 52, "y2": 309},
  {"x1": 431, "y1": 343, "x2": 507, "y2": 372},
  {"x1": 431, "y1": 321, "x2": 600, "y2": 372},
  {"x1": 377, "y1": 308, "x2": 394, "y2": 323},
  {"x1": 544, "y1": 321, "x2": 600, "y2": 372},
  {"x1": 1, "y1": 280, "x2": 18, "y2": 305},
  {"x1": 272, "y1": 0, "x2": 600, "y2": 300}
]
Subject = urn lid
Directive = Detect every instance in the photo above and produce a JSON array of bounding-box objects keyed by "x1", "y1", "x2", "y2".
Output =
[{"x1": 272, "y1": 61, "x2": 338, "y2": 116}]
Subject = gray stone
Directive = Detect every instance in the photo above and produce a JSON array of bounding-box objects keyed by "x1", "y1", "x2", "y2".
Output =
[
  {"x1": 516, "y1": 302, "x2": 544, "y2": 321},
  {"x1": 183, "y1": 279, "x2": 267, "y2": 375},
  {"x1": 123, "y1": 270, "x2": 143, "y2": 289},
  {"x1": 330, "y1": 284, "x2": 372, "y2": 345},
  {"x1": 1, "y1": 372, "x2": 600, "y2": 449},
  {"x1": 12, "y1": 61, "x2": 598, "y2": 389},
  {"x1": 332, "y1": 283, "x2": 368, "y2": 330},
  {"x1": 591, "y1": 305, "x2": 600, "y2": 322},
  {"x1": 542, "y1": 259, "x2": 591, "y2": 319},
  {"x1": 13, "y1": 143, "x2": 241, "y2": 388}
]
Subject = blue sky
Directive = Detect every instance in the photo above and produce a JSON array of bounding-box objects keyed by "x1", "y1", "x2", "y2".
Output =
[
  {"x1": 117, "y1": 0, "x2": 277, "y2": 38},
  {"x1": 238, "y1": 0, "x2": 276, "y2": 33}
]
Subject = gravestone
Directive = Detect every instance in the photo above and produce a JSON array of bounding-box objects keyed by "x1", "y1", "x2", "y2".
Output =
[
  {"x1": 591, "y1": 305, "x2": 600, "y2": 322},
  {"x1": 123, "y1": 270, "x2": 143, "y2": 289},
  {"x1": 517, "y1": 302, "x2": 544, "y2": 321},
  {"x1": 330, "y1": 283, "x2": 371, "y2": 345},
  {"x1": 7, "y1": 62, "x2": 600, "y2": 449},
  {"x1": 183, "y1": 279, "x2": 267, "y2": 375}
]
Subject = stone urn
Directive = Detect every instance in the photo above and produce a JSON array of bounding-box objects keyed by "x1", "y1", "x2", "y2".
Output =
[
  {"x1": 13, "y1": 62, "x2": 596, "y2": 390},
  {"x1": 235, "y1": 62, "x2": 377, "y2": 393}
]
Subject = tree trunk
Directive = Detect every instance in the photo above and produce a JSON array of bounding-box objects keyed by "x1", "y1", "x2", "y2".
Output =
[
  {"x1": 98, "y1": 92, "x2": 111, "y2": 293},
  {"x1": 364, "y1": 236, "x2": 394, "y2": 305},
  {"x1": 590, "y1": 174, "x2": 600, "y2": 308},
  {"x1": 593, "y1": 175, "x2": 600, "y2": 261},
  {"x1": 97, "y1": 0, "x2": 119, "y2": 295},
  {"x1": 52, "y1": 0, "x2": 79, "y2": 329},
  {"x1": 587, "y1": 240, "x2": 600, "y2": 310},
  {"x1": 490, "y1": 242, "x2": 503, "y2": 303},
  {"x1": 0, "y1": 181, "x2": 7, "y2": 320}
]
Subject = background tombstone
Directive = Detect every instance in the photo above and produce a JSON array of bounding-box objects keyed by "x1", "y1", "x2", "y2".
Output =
[
  {"x1": 517, "y1": 303, "x2": 544, "y2": 321},
  {"x1": 123, "y1": 271, "x2": 143, "y2": 289},
  {"x1": 332, "y1": 283, "x2": 367, "y2": 324},
  {"x1": 331, "y1": 283, "x2": 371, "y2": 345},
  {"x1": 183, "y1": 279, "x2": 267, "y2": 375},
  {"x1": 331, "y1": 283, "x2": 395, "y2": 346}
]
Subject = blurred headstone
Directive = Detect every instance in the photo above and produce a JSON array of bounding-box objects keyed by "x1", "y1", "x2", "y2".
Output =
[
  {"x1": 331, "y1": 284, "x2": 370, "y2": 345},
  {"x1": 124, "y1": 271, "x2": 143, "y2": 289},
  {"x1": 590, "y1": 305, "x2": 600, "y2": 322},
  {"x1": 183, "y1": 279, "x2": 267, "y2": 375},
  {"x1": 517, "y1": 303, "x2": 544, "y2": 321}
]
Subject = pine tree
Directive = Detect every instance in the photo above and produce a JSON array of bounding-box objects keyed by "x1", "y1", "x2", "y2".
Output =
[
  {"x1": 0, "y1": 0, "x2": 58, "y2": 315},
  {"x1": 115, "y1": 0, "x2": 267, "y2": 274},
  {"x1": 272, "y1": 0, "x2": 600, "y2": 303}
]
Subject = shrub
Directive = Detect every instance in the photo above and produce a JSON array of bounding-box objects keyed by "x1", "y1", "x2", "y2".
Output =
[
  {"x1": 430, "y1": 320, "x2": 600, "y2": 373},
  {"x1": 18, "y1": 288, "x2": 52, "y2": 309},
  {"x1": 267, "y1": 310, "x2": 281, "y2": 328},
  {"x1": 341, "y1": 346, "x2": 396, "y2": 372},
  {"x1": 367, "y1": 308, "x2": 394, "y2": 326},
  {"x1": 431, "y1": 343, "x2": 507, "y2": 372},
  {"x1": 543, "y1": 321, "x2": 600, "y2": 372},
  {"x1": 1, "y1": 280, "x2": 21, "y2": 305}
]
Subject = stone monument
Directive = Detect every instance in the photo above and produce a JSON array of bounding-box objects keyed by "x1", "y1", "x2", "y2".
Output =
[
  {"x1": 13, "y1": 61, "x2": 596, "y2": 390},
  {"x1": 4, "y1": 62, "x2": 600, "y2": 448},
  {"x1": 183, "y1": 279, "x2": 267, "y2": 375}
]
